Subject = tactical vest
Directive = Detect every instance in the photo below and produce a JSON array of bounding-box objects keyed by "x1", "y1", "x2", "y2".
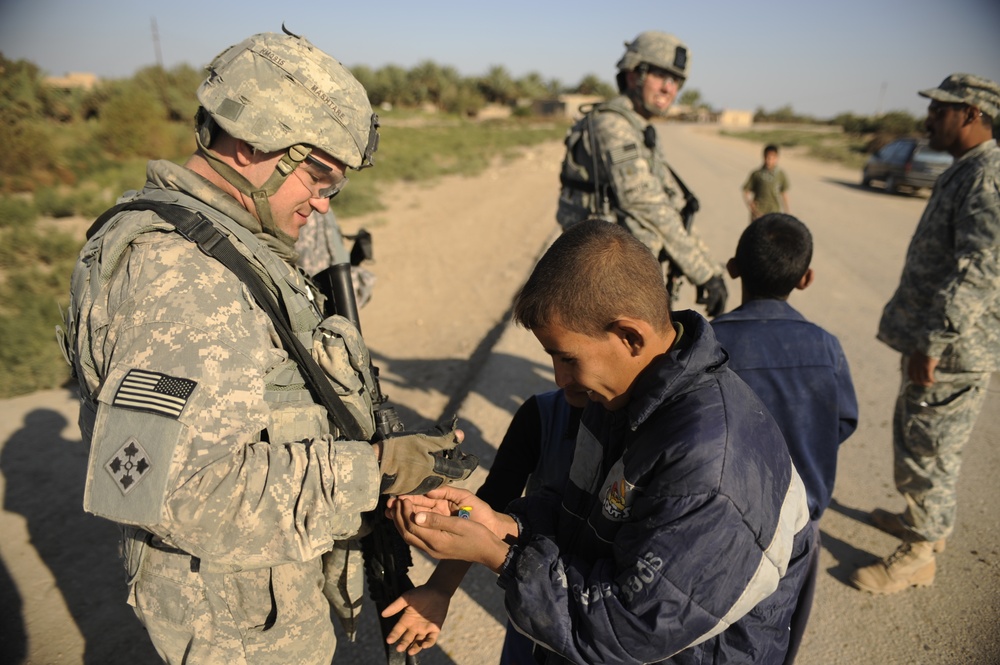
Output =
[
  {"x1": 556, "y1": 96, "x2": 673, "y2": 230},
  {"x1": 62, "y1": 189, "x2": 376, "y2": 467}
]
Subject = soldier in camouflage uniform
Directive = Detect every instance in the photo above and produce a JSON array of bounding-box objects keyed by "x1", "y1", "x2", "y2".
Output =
[
  {"x1": 59, "y1": 30, "x2": 474, "y2": 663},
  {"x1": 851, "y1": 74, "x2": 1000, "y2": 595},
  {"x1": 556, "y1": 31, "x2": 727, "y2": 317}
]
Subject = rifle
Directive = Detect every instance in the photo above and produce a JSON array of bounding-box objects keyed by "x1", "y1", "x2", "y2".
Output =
[
  {"x1": 665, "y1": 169, "x2": 699, "y2": 303},
  {"x1": 312, "y1": 256, "x2": 417, "y2": 665},
  {"x1": 648, "y1": 124, "x2": 699, "y2": 303}
]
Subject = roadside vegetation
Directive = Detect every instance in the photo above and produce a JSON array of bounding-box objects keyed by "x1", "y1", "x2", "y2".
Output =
[
  {"x1": 0, "y1": 51, "x2": 929, "y2": 398},
  {"x1": 0, "y1": 53, "x2": 580, "y2": 397}
]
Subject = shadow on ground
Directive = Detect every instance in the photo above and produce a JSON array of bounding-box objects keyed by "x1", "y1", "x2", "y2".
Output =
[{"x1": 0, "y1": 407, "x2": 160, "y2": 664}]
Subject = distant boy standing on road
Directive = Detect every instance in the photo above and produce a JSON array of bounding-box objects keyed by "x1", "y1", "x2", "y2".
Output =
[
  {"x1": 743, "y1": 144, "x2": 791, "y2": 221},
  {"x1": 388, "y1": 220, "x2": 813, "y2": 664},
  {"x1": 711, "y1": 213, "x2": 858, "y2": 663}
]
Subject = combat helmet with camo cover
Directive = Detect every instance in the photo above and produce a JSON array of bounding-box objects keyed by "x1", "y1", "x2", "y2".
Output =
[
  {"x1": 194, "y1": 26, "x2": 379, "y2": 244},
  {"x1": 616, "y1": 31, "x2": 690, "y2": 118}
]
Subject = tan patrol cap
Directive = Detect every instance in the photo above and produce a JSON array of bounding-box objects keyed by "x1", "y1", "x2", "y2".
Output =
[{"x1": 919, "y1": 73, "x2": 1000, "y2": 120}]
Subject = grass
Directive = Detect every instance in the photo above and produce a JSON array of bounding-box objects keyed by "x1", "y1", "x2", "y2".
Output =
[
  {"x1": 0, "y1": 113, "x2": 570, "y2": 398},
  {"x1": 720, "y1": 126, "x2": 872, "y2": 170},
  {"x1": 331, "y1": 115, "x2": 568, "y2": 218}
]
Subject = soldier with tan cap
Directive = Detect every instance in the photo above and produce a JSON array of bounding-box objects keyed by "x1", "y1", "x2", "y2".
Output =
[
  {"x1": 556, "y1": 31, "x2": 728, "y2": 317},
  {"x1": 60, "y1": 28, "x2": 475, "y2": 663},
  {"x1": 852, "y1": 73, "x2": 1000, "y2": 595}
]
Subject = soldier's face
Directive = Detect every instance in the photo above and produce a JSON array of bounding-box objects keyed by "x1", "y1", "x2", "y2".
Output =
[
  {"x1": 268, "y1": 151, "x2": 345, "y2": 240},
  {"x1": 638, "y1": 67, "x2": 681, "y2": 116},
  {"x1": 925, "y1": 101, "x2": 966, "y2": 154}
]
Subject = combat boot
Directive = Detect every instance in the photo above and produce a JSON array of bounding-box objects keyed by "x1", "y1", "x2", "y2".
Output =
[
  {"x1": 869, "y1": 508, "x2": 946, "y2": 552},
  {"x1": 850, "y1": 541, "x2": 936, "y2": 594}
]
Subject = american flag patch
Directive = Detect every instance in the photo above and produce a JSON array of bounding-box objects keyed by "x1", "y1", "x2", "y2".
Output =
[
  {"x1": 113, "y1": 369, "x2": 196, "y2": 418},
  {"x1": 609, "y1": 143, "x2": 638, "y2": 164}
]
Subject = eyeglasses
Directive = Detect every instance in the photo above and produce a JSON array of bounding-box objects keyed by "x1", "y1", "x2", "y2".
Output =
[
  {"x1": 293, "y1": 154, "x2": 348, "y2": 199},
  {"x1": 644, "y1": 65, "x2": 684, "y2": 88}
]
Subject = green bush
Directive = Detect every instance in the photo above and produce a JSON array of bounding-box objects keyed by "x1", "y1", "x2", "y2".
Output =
[
  {"x1": 0, "y1": 268, "x2": 73, "y2": 395},
  {"x1": 0, "y1": 196, "x2": 38, "y2": 229},
  {"x1": 34, "y1": 186, "x2": 77, "y2": 218},
  {"x1": 0, "y1": 119, "x2": 57, "y2": 192},
  {"x1": 0, "y1": 222, "x2": 79, "y2": 396},
  {"x1": 95, "y1": 84, "x2": 174, "y2": 158}
]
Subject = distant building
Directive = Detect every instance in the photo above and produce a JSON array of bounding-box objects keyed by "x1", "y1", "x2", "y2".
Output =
[
  {"x1": 719, "y1": 109, "x2": 754, "y2": 127},
  {"x1": 532, "y1": 94, "x2": 606, "y2": 120},
  {"x1": 476, "y1": 103, "x2": 513, "y2": 120},
  {"x1": 43, "y1": 72, "x2": 99, "y2": 91}
]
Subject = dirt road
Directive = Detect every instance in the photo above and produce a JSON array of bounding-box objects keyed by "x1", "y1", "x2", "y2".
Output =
[{"x1": 1, "y1": 125, "x2": 997, "y2": 664}]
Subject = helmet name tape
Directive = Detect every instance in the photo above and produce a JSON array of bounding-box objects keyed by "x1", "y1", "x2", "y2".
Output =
[
  {"x1": 257, "y1": 47, "x2": 287, "y2": 68},
  {"x1": 309, "y1": 83, "x2": 348, "y2": 124},
  {"x1": 248, "y1": 44, "x2": 349, "y2": 126}
]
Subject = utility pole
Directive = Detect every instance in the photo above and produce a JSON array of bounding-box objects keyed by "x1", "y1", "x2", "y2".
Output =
[
  {"x1": 876, "y1": 81, "x2": 886, "y2": 117},
  {"x1": 151, "y1": 17, "x2": 163, "y2": 69}
]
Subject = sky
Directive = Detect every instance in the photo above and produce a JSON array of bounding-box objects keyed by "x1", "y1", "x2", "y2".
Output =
[{"x1": 1, "y1": 0, "x2": 999, "y2": 119}]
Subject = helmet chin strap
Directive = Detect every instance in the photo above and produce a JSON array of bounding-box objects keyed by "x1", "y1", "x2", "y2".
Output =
[{"x1": 195, "y1": 126, "x2": 311, "y2": 246}]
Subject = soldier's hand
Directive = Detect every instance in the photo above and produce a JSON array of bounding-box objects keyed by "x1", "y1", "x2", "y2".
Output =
[
  {"x1": 696, "y1": 274, "x2": 728, "y2": 318},
  {"x1": 377, "y1": 420, "x2": 478, "y2": 495},
  {"x1": 907, "y1": 351, "x2": 939, "y2": 387}
]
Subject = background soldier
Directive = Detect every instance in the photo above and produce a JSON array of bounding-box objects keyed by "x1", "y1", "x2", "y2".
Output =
[
  {"x1": 851, "y1": 73, "x2": 1000, "y2": 594},
  {"x1": 60, "y1": 29, "x2": 473, "y2": 663},
  {"x1": 295, "y1": 209, "x2": 378, "y2": 309},
  {"x1": 556, "y1": 30, "x2": 727, "y2": 317}
]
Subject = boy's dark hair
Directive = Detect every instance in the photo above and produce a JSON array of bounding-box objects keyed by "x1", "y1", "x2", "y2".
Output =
[
  {"x1": 514, "y1": 220, "x2": 670, "y2": 337},
  {"x1": 734, "y1": 213, "x2": 812, "y2": 299},
  {"x1": 764, "y1": 144, "x2": 779, "y2": 157}
]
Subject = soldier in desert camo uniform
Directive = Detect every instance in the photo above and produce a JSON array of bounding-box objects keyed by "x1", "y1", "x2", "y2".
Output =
[
  {"x1": 556, "y1": 30, "x2": 728, "y2": 316},
  {"x1": 851, "y1": 73, "x2": 1000, "y2": 595},
  {"x1": 60, "y1": 28, "x2": 474, "y2": 664}
]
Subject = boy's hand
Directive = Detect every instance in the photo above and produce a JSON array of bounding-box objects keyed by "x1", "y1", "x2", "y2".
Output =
[
  {"x1": 389, "y1": 492, "x2": 513, "y2": 572},
  {"x1": 380, "y1": 584, "x2": 451, "y2": 656}
]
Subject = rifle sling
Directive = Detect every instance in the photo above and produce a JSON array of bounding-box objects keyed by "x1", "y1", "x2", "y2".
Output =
[{"x1": 88, "y1": 200, "x2": 367, "y2": 441}]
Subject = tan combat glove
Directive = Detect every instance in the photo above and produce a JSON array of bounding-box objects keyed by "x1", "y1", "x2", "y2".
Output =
[{"x1": 377, "y1": 419, "x2": 478, "y2": 495}]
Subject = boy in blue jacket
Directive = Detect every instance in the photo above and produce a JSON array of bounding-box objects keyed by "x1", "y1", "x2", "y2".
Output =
[
  {"x1": 712, "y1": 213, "x2": 858, "y2": 663},
  {"x1": 389, "y1": 219, "x2": 813, "y2": 664}
]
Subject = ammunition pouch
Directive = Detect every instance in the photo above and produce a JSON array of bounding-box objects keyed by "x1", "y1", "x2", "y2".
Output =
[{"x1": 311, "y1": 315, "x2": 377, "y2": 441}]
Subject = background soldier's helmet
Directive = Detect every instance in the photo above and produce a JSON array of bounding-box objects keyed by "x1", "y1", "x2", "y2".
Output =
[
  {"x1": 197, "y1": 30, "x2": 378, "y2": 170},
  {"x1": 616, "y1": 31, "x2": 690, "y2": 82}
]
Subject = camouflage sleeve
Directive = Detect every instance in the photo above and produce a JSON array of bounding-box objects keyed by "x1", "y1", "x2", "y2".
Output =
[
  {"x1": 926, "y1": 173, "x2": 1000, "y2": 358},
  {"x1": 87, "y1": 232, "x2": 380, "y2": 568},
  {"x1": 594, "y1": 112, "x2": 719, "y2": 285}
]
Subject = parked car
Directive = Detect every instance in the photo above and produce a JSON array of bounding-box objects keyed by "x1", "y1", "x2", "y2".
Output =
[{"x1": 862, "y1": 138, "x2": 953, "y2": 194}]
